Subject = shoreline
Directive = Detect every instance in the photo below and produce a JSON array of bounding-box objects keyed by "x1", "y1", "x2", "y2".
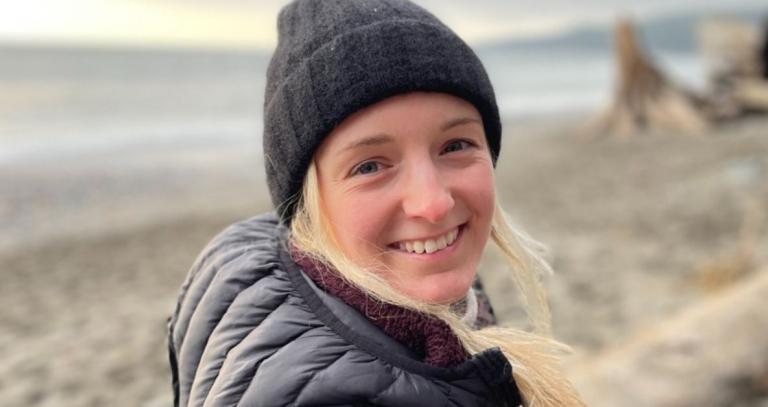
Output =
[{"x1": 0, "y1": 113, "x2": 585, "y2": 254}]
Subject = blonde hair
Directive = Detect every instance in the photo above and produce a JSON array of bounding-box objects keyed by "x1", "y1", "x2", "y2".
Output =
[{"x1": 290, "y1": 162, "x2": 586, "y2": 406}]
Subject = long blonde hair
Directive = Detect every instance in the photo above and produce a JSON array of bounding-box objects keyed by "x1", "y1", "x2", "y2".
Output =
[{"x1": 290, "y1": 162, "x2": 586, "y2": 406}]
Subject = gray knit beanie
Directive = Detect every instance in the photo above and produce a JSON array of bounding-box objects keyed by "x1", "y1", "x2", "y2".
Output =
[{"x1": 264, "y1": 0, "x2": 501, "y2": 223}]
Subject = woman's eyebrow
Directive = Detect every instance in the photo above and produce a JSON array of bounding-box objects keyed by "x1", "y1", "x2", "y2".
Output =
[
  {"x1": 441, "y1": 117, "x2": 482, "y2": 131},
  {"x1": 340, "y1": 134, "x2": 394, "y2": 152}
]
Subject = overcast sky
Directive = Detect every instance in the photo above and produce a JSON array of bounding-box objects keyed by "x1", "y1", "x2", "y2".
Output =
[{"x1": 1, "y1": 0, "x2": 765, "y2": 49}]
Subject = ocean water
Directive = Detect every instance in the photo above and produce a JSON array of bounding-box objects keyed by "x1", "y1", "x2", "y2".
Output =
[
  {"x1": 0, "y1": 44, "x2": 706, "y2": 163},
  {"x1": 480, "y1": 47, "x2": 707, "y2": 117}
]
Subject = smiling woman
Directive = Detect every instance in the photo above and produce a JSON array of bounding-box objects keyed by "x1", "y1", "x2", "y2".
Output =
[
  {"x1": 313, "y1": 93, "x2": 496, "y2": 305},
  {"x1": 167, "y1": 0, "x2": 586, "y2": 406}
]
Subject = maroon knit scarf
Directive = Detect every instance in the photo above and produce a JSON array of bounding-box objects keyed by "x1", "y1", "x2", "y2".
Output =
[{"x1": 290, "y1": 247, "x2": 470, "y2": 367}]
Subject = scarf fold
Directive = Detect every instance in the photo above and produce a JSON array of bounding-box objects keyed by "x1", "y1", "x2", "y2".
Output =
[{"x1": 290, "y1": 248, "x2": 470, "y2": 368}]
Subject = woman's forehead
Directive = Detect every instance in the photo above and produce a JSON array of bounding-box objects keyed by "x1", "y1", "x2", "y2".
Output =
[{"x1": 317, "y1": 92, "x2": 483, "y2": 154}]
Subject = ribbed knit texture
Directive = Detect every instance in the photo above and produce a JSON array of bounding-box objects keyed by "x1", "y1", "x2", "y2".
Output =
[
  {"x1": 290, "y1": 248, "x2": 470, "y2": 367},
  {"x1": 264, "y1": 0, "x2": 501, "y2": 223}
]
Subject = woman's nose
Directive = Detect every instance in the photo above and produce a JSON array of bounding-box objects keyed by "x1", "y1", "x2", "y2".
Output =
[{"x1": 401, "y1": 162, "x2": 454, "y2": 223}]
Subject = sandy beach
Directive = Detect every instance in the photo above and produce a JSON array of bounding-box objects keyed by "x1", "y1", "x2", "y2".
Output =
[{"x1": 2, "y1": 115, "x2": 767, "y2": 406}]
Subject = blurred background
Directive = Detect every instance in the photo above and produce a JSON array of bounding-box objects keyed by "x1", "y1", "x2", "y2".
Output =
[{"x1": 1, "y1": 1, "x2": 767, "y2": 406}]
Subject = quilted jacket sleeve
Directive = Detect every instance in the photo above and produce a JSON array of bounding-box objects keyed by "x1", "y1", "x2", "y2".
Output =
[{"x1": 167, "y1": 213, "x2": 290, "y2": 407}]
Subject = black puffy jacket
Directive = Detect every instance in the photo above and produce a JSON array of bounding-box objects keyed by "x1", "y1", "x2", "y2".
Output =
[{"x1": 167, "y1": 212, "x2": 523, "y2": 406}]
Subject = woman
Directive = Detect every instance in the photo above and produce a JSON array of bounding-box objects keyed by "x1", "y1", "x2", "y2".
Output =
[{"x1": 167, "y1": 0, "x2": 586, "y2": 406}]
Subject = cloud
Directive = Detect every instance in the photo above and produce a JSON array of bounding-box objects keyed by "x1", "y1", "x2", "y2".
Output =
[{"x1": 1, "y1": 0, "x2": 764, "y2": 49}]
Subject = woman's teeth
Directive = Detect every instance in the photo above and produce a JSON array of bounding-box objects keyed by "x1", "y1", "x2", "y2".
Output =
[{"x1": 397, "y1": 227, "x2": 459, "y2": 254}]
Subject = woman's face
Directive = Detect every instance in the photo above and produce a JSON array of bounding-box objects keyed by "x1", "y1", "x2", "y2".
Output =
[{"x1": 314, "y1": 92, "x2": 496, "y2": 304}]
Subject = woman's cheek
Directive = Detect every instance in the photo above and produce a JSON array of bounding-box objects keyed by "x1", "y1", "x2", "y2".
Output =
[
  {"x1": 334, "y1": 193, "x2": 391, "y2": 256},
  {"x1": 466, "y1": 163, "x2": 496, "y2": 205}
]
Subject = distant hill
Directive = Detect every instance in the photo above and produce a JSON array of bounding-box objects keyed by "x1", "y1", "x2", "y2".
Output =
[{"x1": 478, "y1": 8, "x2": 767, "y2": 55}]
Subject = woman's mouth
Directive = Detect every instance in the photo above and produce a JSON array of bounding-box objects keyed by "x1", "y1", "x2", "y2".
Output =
[{"x1": 389, "y1": 224, "x2": 465, "y2": 255}]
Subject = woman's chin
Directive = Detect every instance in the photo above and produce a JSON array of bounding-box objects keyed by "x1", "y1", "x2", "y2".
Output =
[{"x1": 393, "y1": 273, "x2": 475, "y2": 305}]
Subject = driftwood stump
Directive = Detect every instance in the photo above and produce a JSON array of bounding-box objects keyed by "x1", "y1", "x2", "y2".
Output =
[{"x1": 589, "y1": 19, "x2": 708, "y2": 136}]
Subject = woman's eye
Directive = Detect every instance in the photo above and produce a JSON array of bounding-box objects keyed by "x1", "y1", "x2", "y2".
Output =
[
  {"x1": 442, "y1": 140, "x2": 472, "y2": 154},
  {"x1": 353, "y1": 161, "x2": 381, "y2": 175}
]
